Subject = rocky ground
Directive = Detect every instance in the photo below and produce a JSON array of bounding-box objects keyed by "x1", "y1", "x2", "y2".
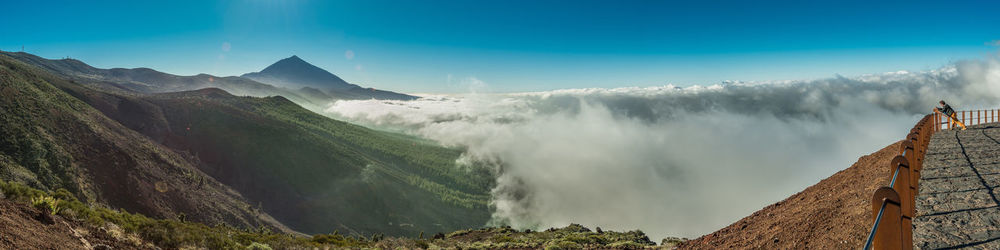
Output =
[
  {"x1": 0, "y1": 197, "x2": 146, "y2": 249},
  {"x1": 914, "y1": 123, "x2": 1000, "y2": 249},
  {"x1": 678, "y1": 141, "x2": 901, "y2": 249}
]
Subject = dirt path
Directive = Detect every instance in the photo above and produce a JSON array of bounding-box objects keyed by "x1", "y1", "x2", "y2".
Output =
[{"x1": 678, "y1": 141, "x2": 901, "y2": 249}]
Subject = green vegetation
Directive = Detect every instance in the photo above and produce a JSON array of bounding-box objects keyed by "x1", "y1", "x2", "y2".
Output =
[
  {"x1": 159, "y1": 91, "x2": 495, "y2": 201},
  {"x1": 0, "y1": 53, "x2": 89, "y2": 199},
  {"x1": 375, "y1": 224, "x2": 659, "y2": 249},
  {"x1": 30, "y1": 195, "x2": 63, "y2": 215}
]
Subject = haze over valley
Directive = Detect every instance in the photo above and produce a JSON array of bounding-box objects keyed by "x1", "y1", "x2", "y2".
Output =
[{"x1": 324, "y1": 56, "x2": 1000, "y2": 239}]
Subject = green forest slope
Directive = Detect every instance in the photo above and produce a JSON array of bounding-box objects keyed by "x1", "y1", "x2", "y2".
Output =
[{"x1": 0, "y1": 52, "x2": 494, "y2": 237}]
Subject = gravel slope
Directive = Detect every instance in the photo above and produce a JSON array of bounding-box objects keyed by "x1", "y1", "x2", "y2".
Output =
[{"x1": 679, "y1": 141, "x2": 901, "y2": 249}]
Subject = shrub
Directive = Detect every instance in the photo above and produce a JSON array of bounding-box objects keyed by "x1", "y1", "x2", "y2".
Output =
[
  {"x1": 414, "y1": 239, "x2": 429, "y2": 249},
  {"x1": 245, "y1": 242, "x2": 272, "y2": 250},
  {"x1": 30, "y1": 195, "x2": 62, "y2": 215},
  {"x1": 490, "y1": 234, "x2": 514, "y2": 243},
  {"x1": 544, "y1": 240, "x2": 582, "y2": 250}
]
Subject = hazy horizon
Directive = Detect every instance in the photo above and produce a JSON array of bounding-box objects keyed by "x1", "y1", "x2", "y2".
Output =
[{"x1": 4, "y1": 1, "x2": 999, "y2": 93}]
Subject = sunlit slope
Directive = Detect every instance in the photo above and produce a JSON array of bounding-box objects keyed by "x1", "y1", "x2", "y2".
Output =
[
  {"x1": 72, "y1": 87, "x2": 494, "y2": 236},
  {"x1": 0, "y1": 54, "x2": 292, "y2": 232}
]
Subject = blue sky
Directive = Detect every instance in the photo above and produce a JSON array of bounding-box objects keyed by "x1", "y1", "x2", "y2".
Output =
[{"x1": 2, "y1": 0, "x2": 998, "y2": 93}]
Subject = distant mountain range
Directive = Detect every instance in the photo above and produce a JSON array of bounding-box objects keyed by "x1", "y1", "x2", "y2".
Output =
[
  {"x1": 242, "y1": 55, "x2": 418, "y2": 100},
  {"x1": 1, "y1": 52, "x2": 417, "y2": 114},
  {"x1": 0, "y1": 51, "x2": 491, "y2": 237}
]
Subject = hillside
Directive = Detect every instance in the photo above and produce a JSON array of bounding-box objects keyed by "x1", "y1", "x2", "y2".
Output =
[
  {"x1": 678, "y1": 141, "x2": 901, "y2": 249},
  {"x1": 80, "y1": 87, "x2": 494, "y2": 236},
  {"x1": 242, "y1": 55, "x2": 418, "y2": 100},
  {"x1": 0, "y1": 53, "x2": 292, "y2": 233},
  {"x1": 0, "y1": 52, "x2": 494, "y2": 237}
]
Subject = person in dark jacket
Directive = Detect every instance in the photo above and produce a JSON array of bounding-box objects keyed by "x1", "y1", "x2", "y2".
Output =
[{"x1": 934, "y1": 100, "x2": 967, "y2": 130}]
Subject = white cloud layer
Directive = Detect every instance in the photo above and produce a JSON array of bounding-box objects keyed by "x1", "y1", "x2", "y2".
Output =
[{"x1": 323, "y1": 56, "x2": 1000, "y2": 240}]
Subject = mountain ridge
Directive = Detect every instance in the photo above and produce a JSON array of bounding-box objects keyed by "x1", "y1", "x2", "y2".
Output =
[{"x1": 0, "y1": 51, "x2": 332, "y2": 111}]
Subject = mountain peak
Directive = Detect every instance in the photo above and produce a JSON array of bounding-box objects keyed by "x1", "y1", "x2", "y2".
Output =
[
  {"x1": 242, "y1": 55, "x2": 355, "y2": 90},
  {"x1": 271, "y1": 55, "x2": 310, "y2": 68},
  {"x1": 240, "y1": 55, "x2": 417, "y2": 100},
  {"x1": 283, "y1": 55, "x2": 303, "y2": 62}
]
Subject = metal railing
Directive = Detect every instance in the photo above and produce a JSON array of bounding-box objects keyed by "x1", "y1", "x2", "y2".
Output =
[{"x1": 863, "y1": 109, "x2": 1000, "y2": 250}]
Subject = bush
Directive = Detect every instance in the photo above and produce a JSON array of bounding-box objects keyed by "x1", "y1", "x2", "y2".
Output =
[
  {"x1": 245, "y1": 242, "x2": 272, "y2": 250},
  {"x1": 544, "y1": 240, "x2": 582, "y2": 250},
  {"x1": 30, "y1": 195, "x2": 62, "y2": 215},
  {"x1": 414, "y1": 239, "x2": 429, "y2": 249}
]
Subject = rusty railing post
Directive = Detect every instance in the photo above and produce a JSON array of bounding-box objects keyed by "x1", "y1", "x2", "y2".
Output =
[
  {"x1": 890, "y1": 156, "x2": 912, "y2": 218},
  {"x1": 891, "y1": 155, "x2": 914, "y2": 250},
  {"x1": 871, "y1": 187, "x2": 903, "y2": 250},
  {"x1": 902, "y1": 140, "x2": 919, "y2": 197}
]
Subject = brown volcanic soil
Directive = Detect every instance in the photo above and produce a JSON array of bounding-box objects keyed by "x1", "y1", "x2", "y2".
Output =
[
  {"x1": 0, "y1": 198, "x2": 143, "y2": 249},
  {"x1": 679, "y1": 141, "x2": 901, "y2": 249}
]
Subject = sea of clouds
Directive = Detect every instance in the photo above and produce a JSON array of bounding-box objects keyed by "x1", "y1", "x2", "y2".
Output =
[{"x1": 322, "y1": 55, "x2": 1000, "y2": 240}]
